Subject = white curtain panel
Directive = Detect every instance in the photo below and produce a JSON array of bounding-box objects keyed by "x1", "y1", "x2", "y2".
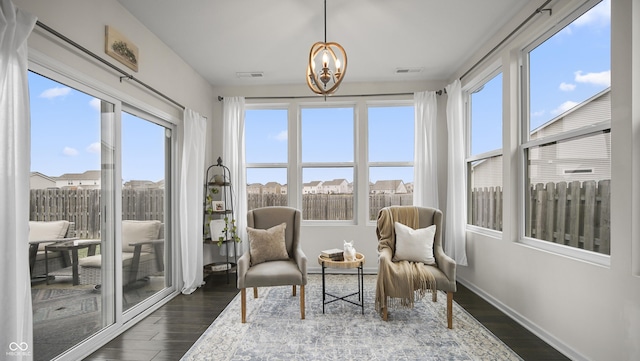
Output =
[
  {"x1": 222, "y1": 97, "x2": 248, "y2": 254},
  {"x1": 445, "y1": 79, "x2": 468, "y2": 266},
  {"x1": 413, "y1": 90, "x2": 439, "y2": 208},
  {"x1": 0, "y1": 0, "x2": 37, "y2": 358},
  {"x1": 180, "y1": 108, "x2": 207, "y2": 294}
]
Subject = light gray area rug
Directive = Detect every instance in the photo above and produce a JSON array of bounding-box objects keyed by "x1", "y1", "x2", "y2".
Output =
[{"x1": 182, "y1": 274, "x2": 521, "y2": 361}]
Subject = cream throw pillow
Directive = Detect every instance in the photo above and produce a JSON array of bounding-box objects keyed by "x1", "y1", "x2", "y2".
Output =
[
  {"x1": 393, "y1": 222, "x2": 436, "y2": 265},
  {"x1": 248, "y1": 222, "x2": 289, "y2": 266}
]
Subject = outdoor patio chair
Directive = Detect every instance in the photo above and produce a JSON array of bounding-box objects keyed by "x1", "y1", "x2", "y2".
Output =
[
  {"x1": 28, "y1": 220, "x2": 77, "y2": 279},
  {"x1": 78, "y1": 220, "x2": 164, "y2": 287}
]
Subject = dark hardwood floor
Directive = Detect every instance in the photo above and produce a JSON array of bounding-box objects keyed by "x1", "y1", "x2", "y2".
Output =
[{"x1": 85, "y1": 273, "x2": 569, "y2": 361}]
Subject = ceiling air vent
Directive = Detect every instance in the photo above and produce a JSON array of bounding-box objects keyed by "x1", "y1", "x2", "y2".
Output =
[
  {"x1": 395, "y1": 67, "x2": 423, "y2": 74},
  {"x1": 236, "y1": 72, "x2": 264, "y2": 78}
]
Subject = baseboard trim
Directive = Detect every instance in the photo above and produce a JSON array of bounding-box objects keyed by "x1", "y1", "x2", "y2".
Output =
[{"x1": 457, "y1": 277, "x2": 588, "y2": 361}]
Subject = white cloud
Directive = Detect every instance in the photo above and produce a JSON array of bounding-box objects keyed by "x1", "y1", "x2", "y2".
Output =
[
  {"x1": 573, "y1": 0, "x2": 610, "y2": 27},
  {"x1": 271, "y1": 130, "x2": 288, "y2": 142},
  {"x1": 89, "y1": 98, "x2": 101, "y2": 111},
  {"x1": 63, "y1": 147, "x2": 79, "y2": 156},
  {"x1": 86, "y1": 142, "x2": 101, "y2": 153},
  {"x1": 560, "y1": 0, "x2": 610, "y2": 36},
  {"x1": 574, "y1": 70, "x2": 611, "y2": 87},
  {"x1": 559, "y1": 82, "x2": 576, "y2": 91},
  {"x1": 552, "y1": 101, "x2": 579, "y2": 115},
  {"x1": 39, "y1": 87, "x2": 71, "y2": 99}
]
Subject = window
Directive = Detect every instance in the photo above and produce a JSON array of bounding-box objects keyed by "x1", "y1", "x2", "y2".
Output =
[
  {"x1": 522, "y1": 0, "x2": 610, "y2": 257},
  {"x1": 368, "y1": 104, "x2": 414, "y2": 220},
  {"x1": 301, "y1": 106, "x2": 354, "y2": 221},
  {"x1": 467, "y1": 71, "x2": 503, "y2": 231},
  {"x1": 245, "y1": 107, "x2": 289, "y2": 210}
]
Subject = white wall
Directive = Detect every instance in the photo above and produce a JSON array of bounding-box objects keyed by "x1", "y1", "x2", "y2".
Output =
[{"x1": 454, "y1": 1, "x2": 640, "y2": 360}]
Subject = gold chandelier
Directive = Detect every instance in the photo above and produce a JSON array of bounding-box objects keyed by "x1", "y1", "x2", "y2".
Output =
[{"x1": 306, "y1": 0, "x2": 347, "y2": 95}]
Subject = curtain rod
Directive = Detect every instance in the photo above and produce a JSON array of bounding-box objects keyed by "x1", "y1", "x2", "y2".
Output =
[
  {"x1": 218, "y1": 89, "x2": 445, "y2": 101},
  {"x1": 35, "y1": 21, "x2": 185, "y2": 110},
  {"x1": 459, "y1": 0, "x2": 553, "y2": 80}
]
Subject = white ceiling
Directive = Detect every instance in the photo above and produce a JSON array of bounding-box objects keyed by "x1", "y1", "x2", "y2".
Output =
[{"x1": 117, "y1": 0, "x2": 529, "y2": 88}]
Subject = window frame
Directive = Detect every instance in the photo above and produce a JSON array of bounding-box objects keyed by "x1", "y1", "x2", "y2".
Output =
[
  {"x1": 518, "y1": 0, "x2": 611, "y2": 265},
  {"x1": 244, "y1": 104, "x2": 291, "y2": 208},
  {"x1": 366, "y1": 100, "x2": 415, "y2": 222},
  {"x1": 298, "y1": 102, "x2": 357, "y2": 224},
  {"x1": 465, "y1": 66, "x2": 504, "y2": 234}
]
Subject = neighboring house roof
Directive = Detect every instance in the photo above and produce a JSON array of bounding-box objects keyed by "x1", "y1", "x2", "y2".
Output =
[
  {"x1": 531, "y1": 87, "x2": 610, "y2": 136},
  {"x1": 371, "y1": 180, "x2": 404, "y2": 191},
  {"x1": 124, "y1": 180, "x2": 159, "y2": 189},
  {"x1": 323, "y1": 179, "x2": 347, "y2": 186},
  {"x1": 30, "y1": 171, "x2": 55, "y2": 182},
  {"x1": 263, "y1": 182, "x2": 281, "y2": 188},
  {"x1": 304, "y1": 181, "x2": 322, "y2": 187},
  {"x1": 56, "y1": 170, "x2": 101, "y2": 180}
]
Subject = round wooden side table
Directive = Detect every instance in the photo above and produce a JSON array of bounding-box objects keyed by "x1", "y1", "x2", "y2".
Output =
[{"x1": 317, "y1": 252, "x2": 365, "y2": 314}]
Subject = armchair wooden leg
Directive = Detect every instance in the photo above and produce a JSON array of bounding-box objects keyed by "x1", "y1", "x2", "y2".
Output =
[
  {"x1": 447, "y1": 291, "x2": 453, "y2": 329},
  {"x1": 253, "y1": 287, "x2": 258, "y2": 298},
  {"x1": 292, "y1": 285, "x2": 296, "y2": 296},
  {"x1": 300, "y1": 285, "x2": 305, "y2": 319},
  {"x1": 241, "y1": 288, "x2": 246, "y2": 323},
  {"x1": 382, "y1": 306, "x2": 388, "y2": 321}
]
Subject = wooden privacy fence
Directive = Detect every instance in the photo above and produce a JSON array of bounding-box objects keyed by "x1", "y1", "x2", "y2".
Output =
[
  {"x1": 470, "y1": 186, "x2": 503, "y2": 231},
  {"x1": 30, "y1": 188, "x2": 164, "y2": 239},
  {"x1": 33, "y1": 191, "x2": 409, "y2": 233},
  {"x1": 248, "y1": 193, "x2": 413, "y2": 220},
  {"x1": 471, "y1": 180, "x2": 611, "y2": 255}
]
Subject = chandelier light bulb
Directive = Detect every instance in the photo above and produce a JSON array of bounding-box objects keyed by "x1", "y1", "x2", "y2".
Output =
[{"x1": 322, "y1": 50, "x2": 329, "y2": 69}]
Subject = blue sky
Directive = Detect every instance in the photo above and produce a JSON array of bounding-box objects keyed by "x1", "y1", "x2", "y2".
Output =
[
  {"x1": 245, "y1": 105, "x2": 414, "y2": 185},
  {"x1": 29, "y1": 72, "x2": 165, "y2": 182},
  {"x1": 30, "y1": 0, "x2": 609, "y2": 186},
  {"x1": 471, "y1": 0, "x2": 610, "y2": 155}
]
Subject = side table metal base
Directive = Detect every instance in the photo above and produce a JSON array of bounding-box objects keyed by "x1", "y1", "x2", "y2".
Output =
[{"x1": 321, "y1": 261, "x2": 365, "y2": 314}]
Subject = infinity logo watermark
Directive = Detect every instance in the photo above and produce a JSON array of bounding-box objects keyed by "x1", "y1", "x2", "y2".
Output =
[
  {"x1": 6, "y1": 341, "x2": 31, "y2": 357},
  {"x1": 9, "y1": 342, "x2": 28, "y2": 351}
]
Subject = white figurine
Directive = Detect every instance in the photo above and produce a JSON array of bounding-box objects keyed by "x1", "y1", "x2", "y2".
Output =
[{"x1": 343, "y1": 240, "x2": 356, "y2": 261}]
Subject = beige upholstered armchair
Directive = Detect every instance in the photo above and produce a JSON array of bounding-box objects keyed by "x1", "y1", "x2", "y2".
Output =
[
  {"x1": 237, "y1": 206, "x2": 307, "y2": 323},
  {"x1": 375, "y1": 206, "x2": 457, "y2": 328}
]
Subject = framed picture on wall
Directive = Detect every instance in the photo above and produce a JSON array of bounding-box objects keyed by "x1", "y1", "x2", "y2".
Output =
[{"x1": 105, "y1": 26, "x2": 139, "y2": 72}]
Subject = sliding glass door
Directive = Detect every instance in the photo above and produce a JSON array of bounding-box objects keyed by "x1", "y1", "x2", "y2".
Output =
[{"x1": 28, "y1": 69, "x2": 174, "y2": 360}]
